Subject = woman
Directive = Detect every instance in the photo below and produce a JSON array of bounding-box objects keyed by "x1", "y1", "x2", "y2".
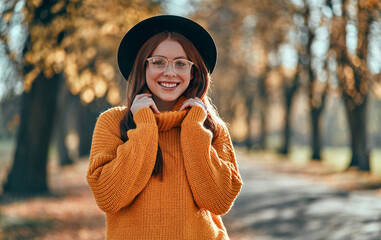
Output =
[{"x1": 87, "y1": 15, "x2": 242, "y2": 239}]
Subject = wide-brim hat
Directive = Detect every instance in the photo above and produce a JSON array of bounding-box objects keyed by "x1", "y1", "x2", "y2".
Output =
[{"x1": 117, "y1": 15, "x2": 217, "y2": 81}]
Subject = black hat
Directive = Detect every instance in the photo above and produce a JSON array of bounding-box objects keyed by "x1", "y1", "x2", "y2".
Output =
[{"x1": 117, "y1": 15, "x2": 217, "y2": 81}]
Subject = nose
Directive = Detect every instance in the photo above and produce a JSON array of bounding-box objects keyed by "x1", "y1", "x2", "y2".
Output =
[{"x1": 163, "y1": 62, "x2": 177, "y2": 77}]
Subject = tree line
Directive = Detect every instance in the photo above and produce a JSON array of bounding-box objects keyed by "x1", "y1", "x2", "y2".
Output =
[
  {"x1": 191, "y1": 0, "x2": 381, "y2": 170},
  {"x1": 0, "y1": 0, "x2": 380, "y2": 196}
]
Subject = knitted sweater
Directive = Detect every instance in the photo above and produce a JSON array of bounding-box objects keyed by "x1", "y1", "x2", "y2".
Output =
[{"x1": 87, "y1": 97, "x2": 242, "y2": 239}]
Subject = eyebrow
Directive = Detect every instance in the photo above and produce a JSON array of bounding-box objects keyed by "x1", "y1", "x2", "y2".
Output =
[{"x1": 152, "y1": 55, "x2": 188, "y2": 60}]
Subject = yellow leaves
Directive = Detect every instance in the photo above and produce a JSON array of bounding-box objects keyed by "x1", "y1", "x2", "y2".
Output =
[
  {"x1": 51, "y1": 1, "x2": 66, "y2": 14},
  {"x1": 359, "y1": 81, "x2": 368, "y2": 94},
  {"x1": 373, "y1": 82, "x2": 381, "y2": 98},
  {"x1": 4, "y1": 12, "x2": 13, "y2": 23},
  {"x1": 80, "y1": 88, "x2": 95, "y2": 104},
  {"x1": 311, "y1": 95, "x2": 322, "y2": 108},
  {"x1": 66, "y1": 2, "x2": 78, "y2": 15},
  {"x1": 344, "y1": 65, "x2": 356, "y2": 96},
  {"x1": 358, "y1": 0, "x2": 380, "y2": 9},
  {"x1": 79, "y1": 69, "x2": 93, "y2": 87},
  {"x1": 352, "y1": 56, "x2": 362, "y2": 68},
  {"x1": 64, "y1": 55, "x2": 79, "y2": 90},
  {"x1": 354, "y1": 93, "x2": 364, "y2": 105},
  {"x1": 100, "y1": 22, "x2": 119, "y2": 36},
  {"x1": 311, "y1": 80, "x2": 328, "y2": 108},
  {"x1": 266, "y1": 69, "x2": 283, "y2": 90},
  {"x1": 45, "y1": 49, "x2": 66, "y2": 74},
  {"x1": 24, "y1": 67, "x2": 42, "y2": 92},
  {"x1": 281, "y1": 66, "x2": 297, "y2": 79},
  {"x1": 97, "y1": 62, "x2": 115, "y2": 81},
  {"x1": 20, "y1": 0, "x2": 160, "y2": 105},
  {"x1": 107, "y1": 87, "x2": 121, "y2": 106},
  {"x1": 80, "y1": 77, "x2": 120, "y2": 105},
  {"x1": 93, "y1": 76, "x2": 107, "y2": 98},
  {"x1": 85, "y1": 47, "x2": 97, "y2": 59},
  {"x1": 44, "y1": 67, "x2": 54, "y2": 78},
  {"x1": 344, "y1": 65, "x2": 354, "y2": 82},
  {"x1": 30, "y1": 0, "x2": 42, "y2": 8}
]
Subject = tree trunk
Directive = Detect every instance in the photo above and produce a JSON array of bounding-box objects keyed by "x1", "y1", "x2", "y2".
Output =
[
  {"x1": 3, "y1": 73, "x2": 61, "y2": 195},
  {"x1": 258, "y1": 77, "x2": 268, "y2": 150},
  {"x1": 57, "y1": 125, "x2": 73, "y2": 166},
  {"x1": 259, "y1": 106, "x2": 267, "y2": 150},
  {"x1": 311, "y1": 107, "x2": 321, "y2": 160},
  {"x1": 245, "y1": 95, "x2": 255, "y2": 149},
  {"x1": 56, "y1": 76, "x2": 74, "y2": 166},
  {"x1": 280, "y1": 75, "x2": 298, "y2": 154},
  {"x1": 280, "y1": 93, "x2": 292, "y2": 154},
  {"x1": 77, "y1": 99, "x2": 108, "y2": 157},
  {"x1": 346, "y1": 97, "x2": 369, "y2": 171}
]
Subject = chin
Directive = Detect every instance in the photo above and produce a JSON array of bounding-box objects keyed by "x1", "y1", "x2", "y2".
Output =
[{"x1": 160, "y1": 96, "x2": 180, "y2": 102}]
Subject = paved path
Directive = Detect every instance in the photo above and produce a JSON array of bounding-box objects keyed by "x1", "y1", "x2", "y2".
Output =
[{"x1": 223, "y1": 153, "x2": 381, "y2": 240}]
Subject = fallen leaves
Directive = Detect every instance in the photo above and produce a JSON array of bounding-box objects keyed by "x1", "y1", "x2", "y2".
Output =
[{"x1": 0, "y1": 159, "x2": 106, "y2": 240}]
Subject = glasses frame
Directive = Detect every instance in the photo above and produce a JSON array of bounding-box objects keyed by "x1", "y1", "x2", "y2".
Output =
[{"x1": 146, "y1": 56, "x2": 194, "y2": 75}]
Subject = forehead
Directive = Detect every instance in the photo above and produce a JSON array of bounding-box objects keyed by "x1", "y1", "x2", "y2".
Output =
[{"x1": 152, "y1": 39, "x2": 187, "y2": 58}]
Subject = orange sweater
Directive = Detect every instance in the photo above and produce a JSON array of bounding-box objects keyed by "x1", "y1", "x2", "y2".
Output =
[{"x1": 87, "y1": 97, "x2": 242, "y2": 239}]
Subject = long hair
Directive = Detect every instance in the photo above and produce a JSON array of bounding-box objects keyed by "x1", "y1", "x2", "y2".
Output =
[{"x1": 120, "y1": 32, "x2": 224, "y2": 179}]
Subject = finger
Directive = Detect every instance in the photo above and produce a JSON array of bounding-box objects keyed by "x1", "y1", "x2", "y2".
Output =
[
  {"x1": 180, "y1": 101, "x2": 192, "y2": 111},
  {"x1": 149, "y1": 101, "x2": 160, "y2": 114},
  {"x1": 194, "y1": 97, "x2": 204, "y2": 105},
  {"x1": 133, "y1": 95, "x2": 152, "y2": 106},
  {"x1": 134, "y1": 93, "x2": 152, "y2": 101}
]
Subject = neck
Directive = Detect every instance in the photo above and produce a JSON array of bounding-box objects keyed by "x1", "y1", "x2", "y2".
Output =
[{"x1": 152, "y1": 95, "x2": 177, "y2": 112}]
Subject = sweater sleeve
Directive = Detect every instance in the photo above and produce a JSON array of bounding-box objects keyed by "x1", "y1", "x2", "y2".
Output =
[
  {"x1": 180, "y1": 106, "x2": 243, "y2": 215},
  {"x1": 86, "y1": 107, "x2": 158, "y2": 214}
]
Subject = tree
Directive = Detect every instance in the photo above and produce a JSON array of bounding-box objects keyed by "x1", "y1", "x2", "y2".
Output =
[
  {"x1": 193, "y1": 0, "x2": 293, "y2": 149},
  {"x1": 296, "y1": 0, "x2": 329, "y2": 160},
  {"x1": 328, "y1": 0, "x2": 380, "y2": 171},
  {"x1": 2, "y1": 0, "x2": 160, "y2": 195}
]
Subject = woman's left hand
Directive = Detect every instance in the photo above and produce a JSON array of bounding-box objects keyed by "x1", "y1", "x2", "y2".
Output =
[{"x1": 179, "y1": 97, "x2": 207, "y2": 112}]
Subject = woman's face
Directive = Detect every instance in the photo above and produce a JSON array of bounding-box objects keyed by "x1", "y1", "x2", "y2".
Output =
[{"x1": 145, "y1": 39, "x2": 192, "y2": 111}]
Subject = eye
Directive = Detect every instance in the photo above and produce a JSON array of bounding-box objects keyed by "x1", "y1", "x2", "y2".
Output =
[
  {"x1": 175, "y1": 60, "x2": 188, "y2": 67},
  {"x1": 152, "y1": 59, "x2": 166, "y2": 66}
]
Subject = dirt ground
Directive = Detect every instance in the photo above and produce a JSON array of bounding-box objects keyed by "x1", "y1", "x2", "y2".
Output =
[
  {"x1": 1, "y1": 151, "x2": 381, "y2": 239},
  {"x1": 0, "y1": 158, "x2": 247, "y2": 240},
  {"x1": 0, "y1": 159, "x2": 106, "y2": 240}
]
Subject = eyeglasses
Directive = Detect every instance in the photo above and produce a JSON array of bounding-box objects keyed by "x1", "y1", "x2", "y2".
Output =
[{"x1": 146, "y1": 56, "x2": 194, "y2": 75}]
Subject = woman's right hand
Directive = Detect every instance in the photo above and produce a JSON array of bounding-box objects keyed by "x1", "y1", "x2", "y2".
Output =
[{"x1": 130, "y1": 93, "x2": 160, "y2": 115}]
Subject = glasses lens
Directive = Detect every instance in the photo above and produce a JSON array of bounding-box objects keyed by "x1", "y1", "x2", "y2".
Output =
[
  {"x1": 174, "y1": 59, "x2": 191, "y2": 74},
  {"x1": 150, "y1": 57, "x2": 167, "y2": 70},
  {"x1": 148, "y1": 57, "x2": 192, "y2": 75}
]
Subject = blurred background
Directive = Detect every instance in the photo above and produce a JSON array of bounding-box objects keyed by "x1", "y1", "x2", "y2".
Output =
[{"x1": 0, "y1": 0, "x2": 381, "y2": 239}]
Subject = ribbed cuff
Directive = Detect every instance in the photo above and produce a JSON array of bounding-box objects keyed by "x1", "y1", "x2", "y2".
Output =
[
  {"x1": 133, "y1": 108, "x2": 156, "y2": 124},
  {"x1": 183, "y1": 106, "x2": 207, "y2": 124}
]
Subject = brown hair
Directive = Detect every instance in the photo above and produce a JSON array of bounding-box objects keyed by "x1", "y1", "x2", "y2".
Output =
[{"x1": 120, "y1": 32, "x2": 224, "y2": 179}]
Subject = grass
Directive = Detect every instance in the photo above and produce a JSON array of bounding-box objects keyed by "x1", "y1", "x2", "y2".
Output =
[
  {"x1": 370, "y1": 149, "x2": 381, "y2": 176},
  {"x1": 0, "y1": 139, "x2": 15, "y2": 189},
  {"x1": 321, "y1": 147, "x2": 352, "y2": 171},
  {"x1": 290, "y1": 145, "x2": 381, "y2": 175},
  {"x1": 289, "y1": 145, "x2": 312, "y2": 165},
  {"x1": 0, "y1": 139, "x2": 15, "y2": 160}
]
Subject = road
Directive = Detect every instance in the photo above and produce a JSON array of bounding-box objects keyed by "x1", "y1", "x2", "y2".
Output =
[{"x1": 223, "y1": 153, "x2": 381, "y2": 240}]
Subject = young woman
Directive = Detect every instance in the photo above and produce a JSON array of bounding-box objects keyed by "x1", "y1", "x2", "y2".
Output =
[{"x1": 87, "y1": 15, "x2": 242, "y2": 239}]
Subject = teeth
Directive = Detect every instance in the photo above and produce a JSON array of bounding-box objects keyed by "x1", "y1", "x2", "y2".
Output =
[{"x1": 160, "y1": 82, "x2": 178, "y2": 88}]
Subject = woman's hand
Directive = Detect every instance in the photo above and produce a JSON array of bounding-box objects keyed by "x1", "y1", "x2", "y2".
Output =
[
  {"x1": 179, "y1": 97, "x2": 207, "y2": 112},
  {"x1": 131, "y1": 93, "x2": 160, "y2": 115}
]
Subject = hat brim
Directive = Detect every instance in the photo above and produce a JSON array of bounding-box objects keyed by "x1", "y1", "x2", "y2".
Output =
[{"x1": 117, "y1": 15, "x2": 217, "y2": 81}]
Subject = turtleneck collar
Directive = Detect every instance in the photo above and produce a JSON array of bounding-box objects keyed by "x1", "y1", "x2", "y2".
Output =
[{"x1": 154, "y1": 95, "x2": 190, "y2": 131}]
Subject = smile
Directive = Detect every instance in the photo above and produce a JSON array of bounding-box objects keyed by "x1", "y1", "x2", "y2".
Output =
[{"x1": 159, "y1": 82, "x2": 180, "y2": 88}]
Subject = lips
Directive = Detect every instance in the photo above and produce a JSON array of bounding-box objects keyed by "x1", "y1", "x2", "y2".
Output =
[{"x1": 158, "y1": 82, "x2": 180, "y2": 88}]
